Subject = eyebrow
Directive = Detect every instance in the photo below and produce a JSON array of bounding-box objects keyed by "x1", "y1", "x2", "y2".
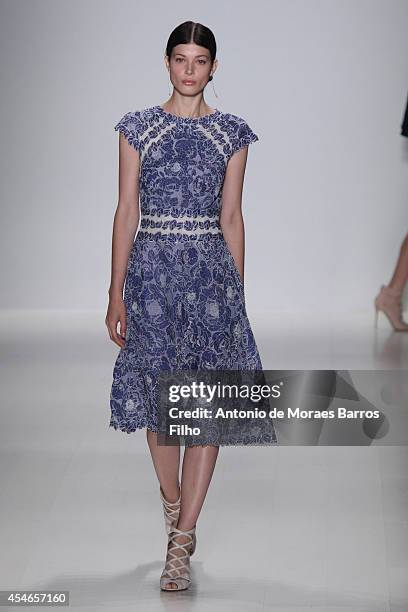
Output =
[{"x1": 174, "y1": 53, "x2": 209, "y2": 58}]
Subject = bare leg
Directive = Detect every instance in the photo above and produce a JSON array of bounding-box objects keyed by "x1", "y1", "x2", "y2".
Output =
[
  {"x1": 164, "y1": 444, "x2": 220, "y2": 589},
  {"x1": 178, "y1": 445, "x2": 219, "y2": 529},
  {"x1": 388, "y1": 233, "x2": 408, "y2": 292},
  {"x1": 375, "y1": 233, "x2": 408, "y2": 329},
  {"x1": 146, "y1": 429, "x2": 180, "y2": 502}
]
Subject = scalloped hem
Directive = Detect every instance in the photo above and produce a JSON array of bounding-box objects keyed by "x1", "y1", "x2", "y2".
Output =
[
  {"x1": 181, "y1": 436, "x2": 279, "y2": 447},
  {"x1": 109, "y1": 419, "x2": 279, "y2": 446},
  {"x1": 109, "y1": 419, "x2": 158, "y2": 434}
]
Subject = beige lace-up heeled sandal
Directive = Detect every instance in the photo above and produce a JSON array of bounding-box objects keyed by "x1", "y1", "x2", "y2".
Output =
[
  {"x1": 160, "y1": 487, "x2": 180, "y2": 534},
  {"x1": 159, "y1": 487, "x2": 196, "y2": 555},
  {"x1": 160, "y1": 525, "x2": 196, "y2": 591}
]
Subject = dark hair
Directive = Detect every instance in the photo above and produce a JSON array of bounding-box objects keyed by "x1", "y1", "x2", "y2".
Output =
[{"x1": 165, "y1": 21, "x2": 217, "y2": 63}]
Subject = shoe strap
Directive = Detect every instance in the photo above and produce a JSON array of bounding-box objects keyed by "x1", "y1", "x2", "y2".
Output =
[
  {"x1": 160, "y1": 488, "x2": 181, "y2": 522},
  {"x1": 162, "y1": 527, "x2": 195, "y2": 579}
]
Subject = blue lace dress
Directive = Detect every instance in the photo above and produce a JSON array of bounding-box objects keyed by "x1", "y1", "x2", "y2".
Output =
[{"x1": 109, "y1": 105, "x2": 277, "y2": 445}]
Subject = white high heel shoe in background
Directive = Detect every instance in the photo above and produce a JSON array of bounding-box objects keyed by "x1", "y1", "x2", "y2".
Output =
[{"x1": 374, "y1": 284, "x2": 408, "y2": 331}]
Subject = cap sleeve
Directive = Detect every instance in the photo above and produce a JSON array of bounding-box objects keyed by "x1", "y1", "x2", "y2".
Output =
[
  {"x1": 114, "y1": 111, "x2": 141, "y2": 151},
  {"x1": 229, "y1": 117, "x2": 259, "y2": 157}
]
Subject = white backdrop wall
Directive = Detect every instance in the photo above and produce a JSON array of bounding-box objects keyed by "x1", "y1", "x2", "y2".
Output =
[{"x1": 1, "y1": 0, "x2": 407, "y2": 313}]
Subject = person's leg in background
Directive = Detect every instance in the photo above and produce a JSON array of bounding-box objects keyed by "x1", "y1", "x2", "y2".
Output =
[{"x1": 375, "y1": 233, "x2": 408, "y2": 330}]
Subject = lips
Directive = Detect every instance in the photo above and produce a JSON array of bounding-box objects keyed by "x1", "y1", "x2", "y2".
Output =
[{"x1": 182, "y1": 80, "x2": 196, "y2": 85}]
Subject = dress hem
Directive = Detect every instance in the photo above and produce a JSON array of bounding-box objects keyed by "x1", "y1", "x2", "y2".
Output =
[{"x1": 109, "y1": 420, "x2": 279, "y2": 446}]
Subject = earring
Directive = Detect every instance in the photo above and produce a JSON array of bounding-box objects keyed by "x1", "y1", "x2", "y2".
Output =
[{"x1": 209, "y1": 75, "x2": 218, "y2": 99}]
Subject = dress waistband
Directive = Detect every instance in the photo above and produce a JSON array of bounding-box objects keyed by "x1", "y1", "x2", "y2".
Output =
[{"x1": 138, "y1": 213, "x2": 222, "y2": 237}]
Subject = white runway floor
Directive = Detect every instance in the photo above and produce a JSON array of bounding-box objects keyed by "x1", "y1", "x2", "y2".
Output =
[{"x1": 0, "y1": 308, "x2": 407, "y2": 612}]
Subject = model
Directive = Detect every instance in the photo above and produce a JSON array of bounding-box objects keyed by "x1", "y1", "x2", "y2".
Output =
[{"x1": 106, "y1": 20, "x2": 277, "y2": 592}]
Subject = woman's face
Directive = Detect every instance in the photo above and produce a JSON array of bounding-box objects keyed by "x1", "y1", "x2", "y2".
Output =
[{"x1": 166, "y1": 43, "x2": 217, "y2": 94}]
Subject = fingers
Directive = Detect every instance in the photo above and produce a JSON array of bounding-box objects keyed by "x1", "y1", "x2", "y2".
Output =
[
  {"x1": 106, "y1": 317, "x2": 126, "y2": 349},
  {"x1": 119, "y1": 316, "x2": 127, "y2": 342}
]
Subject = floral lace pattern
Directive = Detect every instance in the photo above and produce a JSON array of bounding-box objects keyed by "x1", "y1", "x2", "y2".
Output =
[{"x1": 109, "y1": 105, "x2": 277, "y2": 445}]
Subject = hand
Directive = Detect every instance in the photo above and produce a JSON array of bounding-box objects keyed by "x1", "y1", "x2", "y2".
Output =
[{"x1": 105, "y1": 295, "x2": 127, "y2": 348}]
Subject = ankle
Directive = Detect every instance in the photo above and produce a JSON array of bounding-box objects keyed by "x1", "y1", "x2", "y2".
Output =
[
  {"x1": 176, "y1": 522, "x2": 196, "y2": 532},
  {"x1": 384, "y1": 283, "x2": 404, "y2": 296},
  {"x1": 160, "y1": 484, "x2": 180, "y2": 504}
]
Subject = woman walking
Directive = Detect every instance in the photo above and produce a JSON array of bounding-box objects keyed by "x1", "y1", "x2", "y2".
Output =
[{"x1": 106, "y1": 20, "x2": 277, "y2": 592}]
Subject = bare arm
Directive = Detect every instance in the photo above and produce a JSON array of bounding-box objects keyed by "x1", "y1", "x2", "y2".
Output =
[
  {"x1": 106, "y1": 133, "x2": 140, "y2": 347},
  {"x1": 220, "y1": 146, "x2": 250, "y2": 283}
]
